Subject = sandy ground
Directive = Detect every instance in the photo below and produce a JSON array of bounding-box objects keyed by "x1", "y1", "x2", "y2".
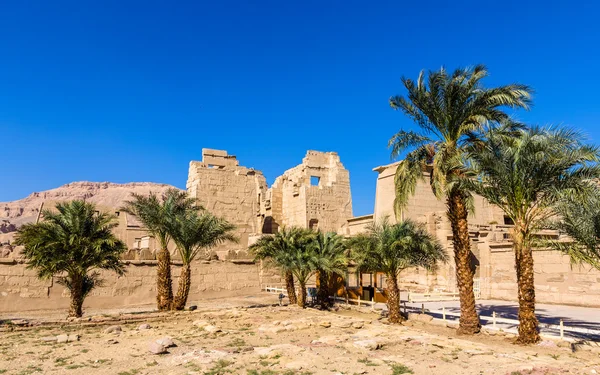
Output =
[{"x1": 1, "y1": 294, "x2": 600, "y2": 375}]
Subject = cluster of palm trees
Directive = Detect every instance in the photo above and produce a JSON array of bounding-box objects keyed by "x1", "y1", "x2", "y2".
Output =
[
  {"x1": 389, "y1": 65, "x2": 600, "y2": 344},
  {"x1": 249, "y1": 219, "x2": 447, "y2": 323},
  {"x1": 15, "y1": 189, "x2": 237, "y2": 317},
  {"x1": 121, "y1": 189, "x2": 237, "y2": 311}
]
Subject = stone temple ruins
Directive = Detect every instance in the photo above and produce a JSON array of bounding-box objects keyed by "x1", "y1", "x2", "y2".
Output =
[
  {"x1": 186, "y1": 149, "x2": 353, "y2": 260},
  {"x1": 2, "y1": 148, "x2": 600, "y2": 312}
]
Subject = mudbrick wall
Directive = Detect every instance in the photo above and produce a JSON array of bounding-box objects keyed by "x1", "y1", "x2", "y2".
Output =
[{"x1": 0, "y1": 259, "x2": 283, "y2": 313}]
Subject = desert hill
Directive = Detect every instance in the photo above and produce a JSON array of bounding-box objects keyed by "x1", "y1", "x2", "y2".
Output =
[{"x1": 0, "y1": 181, "x2": 178, "y2": 243}]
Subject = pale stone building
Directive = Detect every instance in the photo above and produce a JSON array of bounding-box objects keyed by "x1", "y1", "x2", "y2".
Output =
[
  {"x1": 186, "y1": 149, "x2": 268, "y2": 259},
  {"x1": 187, "y1": 149, "x2": 353, "y2": 259},
  {"x1": 342, "y1": 160, "x2": 600, "y2": 308}
]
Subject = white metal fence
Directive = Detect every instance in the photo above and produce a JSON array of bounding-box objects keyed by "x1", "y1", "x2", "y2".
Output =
[
  {"x1": 329, "y1": 295, "x2": 600, "y2": 341},
  {"x1": 415, "y1": 305, "x2": 600, "y2": 340}
]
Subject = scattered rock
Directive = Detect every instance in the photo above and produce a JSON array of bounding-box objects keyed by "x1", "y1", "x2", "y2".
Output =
[
  {"x1": 335, "y1": 321, "x2": 352, "y2": 328},
  {"x1": 351, "y1": 321, "x2": 364, "y2": 329},
  {"x1": 319, "y1": 321, "x2": 332, "y2": 328},
  {"x1": 138, "y1": 324, "x2": 151, "y2": 330},
  {"x1": 56, "y1": 334, "x2": 79, "y2": 343},
  {"x1": 40, "y1": 336, "x2": 57, "y2": 342},
  {"x1": 353, "y1": 340, "x2": 380, "y2": 351},
  {"x1": 106, "y1": 338, "x2": 119, "y2": 345},
  {"x1": 189, "y1": 305, "x2": 198, "y2": 311},
  {"x1": 104, "y1": 325, "x2": 122, "y2": 334},
  {"x1": 10, "y1": 319, "x2": 28, "y2": 326},
  {"x1": 68, "y1": 334, "x2": 80, "y2": 342},
  {"x1": 148, "y1": 342, "x2": 168, "y2": 354},
  {"x1": 58, "y1": 334, "x2": 69, "y2": 343},
  {"x1": 204, "y1": 325, "x2": 222, "y2": 333},
  {"x1": 156, "y1": 337, "x2": 176, "y2": 348},
  {"x1": 192, "y1": 320, "x2": 210, "y2": 328}
]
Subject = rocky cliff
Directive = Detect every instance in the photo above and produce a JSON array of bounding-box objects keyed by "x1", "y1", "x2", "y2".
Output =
[{"x1": 0, "y1": 182, "x2": 178, "y2": 243}]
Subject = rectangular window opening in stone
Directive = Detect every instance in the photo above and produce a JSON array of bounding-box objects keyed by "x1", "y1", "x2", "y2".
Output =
[{"x1": 310, "y1": 176, "x2": 320, "y2": 186}]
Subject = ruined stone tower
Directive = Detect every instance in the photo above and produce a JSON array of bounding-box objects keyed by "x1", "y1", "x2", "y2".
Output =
[
  {"x1": 186, "y1": 149, "x2": 268, "y2": 258},
  {"x1": 186, "y1": 149, "x2": 353, "y2": 259},
  {"x1": 259, "y1": 151, "x2": 353, "y2": 234}
]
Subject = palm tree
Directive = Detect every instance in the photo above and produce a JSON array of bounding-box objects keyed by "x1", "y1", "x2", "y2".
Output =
[
  {"x1": 347, "y1": 218, "x2": 447, "y2": 323},
  {"x1": 121, "y1": 189, "x2": 199, "y2": 311},
  {"x1": 286, "y1": 229, "x2": 320, "y2": 308},
  {"x1": 170, "y1": 210, "x2": 237, "y2": 310},
  {"x1": 14, "y1": 201, "x2": 127, "y2": 317},
  {"x1": 312, "y1": 231, "x2": 348, "y2": 309},
  {"x1": 552, "y1": 193, "x2": 600, "y2": 269},
  {"x1": 388, "y1": 65, "x2": 532, "y2": 334},
  {"x1": 467, "y1": 126, "x2": 600, "y2": 344},
  {"x1": 249, "y1": 227, "x2": 315, "y2": 307}
]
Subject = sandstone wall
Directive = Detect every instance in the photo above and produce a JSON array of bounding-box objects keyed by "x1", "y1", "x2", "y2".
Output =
[
  {"x1": 345, "y1": 214, "x2": 374, "y2": 236},
  {"x1": 265, "y1": 151, "x2": 353, "y2": 233},
  {"x1": 372, "y1": 162, "x2": 504, "y2": 225},
  {"x1": 0, "y1": 259, "x2": 282, "y2": 313},
  {"x1": 186, "y1": 149, "x2": 267, "y2": 259},
  {"x1": 483, "y1": 248, "x2": 600, "y2": 307}
]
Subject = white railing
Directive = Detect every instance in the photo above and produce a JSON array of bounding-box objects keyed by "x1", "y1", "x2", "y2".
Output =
[
  {"x1": 407, "y1": 291, "x2": 460, "y2": 303},
  {"x1": 409, "y1": 278, "x2": 481, "y2": 302},
  {"x1": 407, "y1": 305, "x2": 600, "y2": 340},
  {"x1": 329, "y1": 295, "x2": 377, "y2": 307},
  {"x1": 328, "y1": 296, "x2": 600, "y2": 340},
  {"x1": 264, "y1": 286, "x2": 286, "y2": 294}
]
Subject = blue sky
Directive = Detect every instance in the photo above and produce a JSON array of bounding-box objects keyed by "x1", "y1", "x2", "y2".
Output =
[{"x1": 1, "y1": 0, "x2": 599, "y2": 216}]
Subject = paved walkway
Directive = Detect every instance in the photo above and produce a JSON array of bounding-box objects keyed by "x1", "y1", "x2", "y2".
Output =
[{"x1": 375, "y1": 295, "x2": 600, "y2": 340}]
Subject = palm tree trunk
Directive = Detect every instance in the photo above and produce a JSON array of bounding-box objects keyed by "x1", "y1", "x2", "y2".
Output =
[
  {"x1": 514, "y1": 225, "x2": 540, "y2": 344},
  {"x1": 172, "y1": 263, "x2": 191, "y2": 311},
  {"x1": 156, "y1": 247, "x2": 174, "y2": 311},
  {"x1": 284, "y1": 271, "x2": 297, "y2": 305},
  {"x1": 317, "y1": 271, "x2": 330, "y2": 309},
  {"x1": 447, "y1": 191, "x2": 480, "y2": 334},
  {"x1": 68, "y1": 274, "x2": 84, "y2": 318},
  {"x1": 298, "y1": 280, "x2": 307, "y2": 308},
  {"x1": 386, "y1": 272, "x2": 403, "y2": 323}
]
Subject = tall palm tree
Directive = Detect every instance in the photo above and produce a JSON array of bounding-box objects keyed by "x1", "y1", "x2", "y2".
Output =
[
  {"x1": 388, "y1": 65, "x2": 532, "y2": 334},
  {"x1": 312, "y1": 231, "x2": 348, "y2": 309},
  {"x1": 14, "y1": 201, "x2": 127, "y2": 317},
  {"x1": 467, "y1": 126, "x2": 600, "y2": 344},
  {"x1": 249, "y1": 227, "x2": 315, "y2": 307},
  {"x1": 285, "y1": 229, "x2": 320, "y2": 308},
  {"x1": 170, "y1": 210, "x2": 237, "y2": 310},
  {"x1": 121, "y1": 189, "x2": 199, "y2": 311},
  {"x1": 552, "y1": 193, "x2": 600, "y2": 270},
  {"x1": 347, "y1": 218, "x2": 447, "y2": 323}
]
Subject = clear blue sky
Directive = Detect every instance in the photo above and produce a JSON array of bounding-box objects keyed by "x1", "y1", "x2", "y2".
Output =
[{"x1": 2, "y1": 1, "x2": 599, "y2": 216}]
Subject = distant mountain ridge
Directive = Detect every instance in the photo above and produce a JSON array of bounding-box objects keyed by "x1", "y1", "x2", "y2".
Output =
[{"x1": 1, "y1": 181, "x2": 178, "y2": 242}]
